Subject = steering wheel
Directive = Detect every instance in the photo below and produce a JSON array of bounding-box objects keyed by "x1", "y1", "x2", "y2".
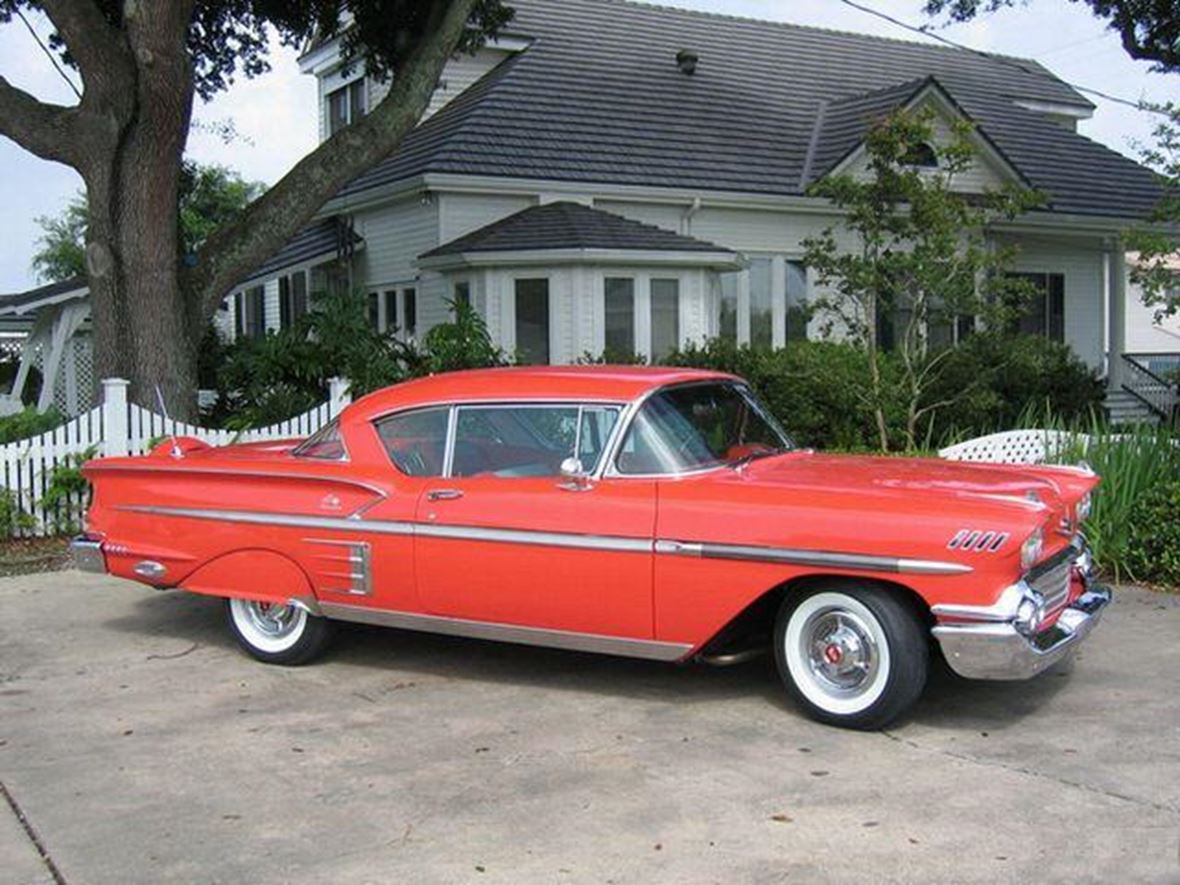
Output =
[{"x1": 725, "y1": 442, "x2": 774, "y2": 461}]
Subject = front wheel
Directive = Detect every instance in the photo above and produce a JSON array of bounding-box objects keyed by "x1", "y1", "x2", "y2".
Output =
[
  {"x1": 774, "y1": 582, "x2": 928, "y2": 730},
  {"x1": 226, "y1": 598, "x2": 334, "y2": 666}
]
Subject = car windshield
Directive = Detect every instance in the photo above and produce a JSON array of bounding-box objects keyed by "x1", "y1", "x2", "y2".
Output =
[{"x1": 615, "y1": 382, "x2": 792, "y2": 475}]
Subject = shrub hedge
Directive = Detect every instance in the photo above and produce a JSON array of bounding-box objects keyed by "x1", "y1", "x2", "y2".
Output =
[{"x1": 667, "y1": 333, "x2": 1104, "y2": 451}]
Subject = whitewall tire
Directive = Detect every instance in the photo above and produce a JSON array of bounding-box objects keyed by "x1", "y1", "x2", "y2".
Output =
[
  {"x1": 226, "y1": 598, "x2": 334, "y2": 665},
  {"x1": 774, "y1": 582, "x2": 927, "y2": 730}
]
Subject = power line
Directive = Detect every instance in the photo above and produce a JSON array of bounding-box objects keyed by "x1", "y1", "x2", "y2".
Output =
[
  {"x1": 14, "y1": 9, "x2": 82, "y2": 101},
  {"x1": 835, "y1": 0, "x2": 1170, "y2": 116}
]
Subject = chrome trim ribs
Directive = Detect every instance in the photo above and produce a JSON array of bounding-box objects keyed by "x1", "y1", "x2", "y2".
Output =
[
  {"x1": 118, "y1": 505, "x2": 971, "y2": 574},
  {"x1": 656, "y1": 539, "x2": 972, "y2": 576},
  {"x1": 317, "y1": 602, "x2": 693, "y2": 661}
]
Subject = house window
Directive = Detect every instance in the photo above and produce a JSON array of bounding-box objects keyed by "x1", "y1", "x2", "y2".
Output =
[
  {"x1": 367, "y1": 292, "x2": 380, "y2": 330},
  {"x1": 453, "y1": 280, "x2": 471, "y2": 311},
  {"x1": 719, "y1": 272, "x2": 738, "y2": 342},
  {"x1": 650, "y1": 278, "x2": 680, "y2": 361},
  {"x1": 604, "y1": 277, "x2": 635, "y2": 359},
  {"x1": 278, "y1": 272, "x2": 308, "y2": 328},
  {"x1": 384, "y1": 290, "x2": 398, "y2": 332},
  {"x1": 403, "y1": 288, "x2": 417, "y2": 337},
  {"x1": 1008, "y1": 272, "x2": 1065, "y2": 341},
  {"x1": 515, "y1": 278, "x2": 550, "y2": 364},
  {"x1": 327, "y1": 79, "x2": 365, "y2": 136},
  {"x1": 241, "y1": 286, "x2": 265, "y2": 339},
  {"x1": 785, "y1": 260, "x2": 809, "y2": 342},
  {"x1": 749, "y1": 259, "x2": 773, "y2": 349},
  {"x1": 902, "y1": 142, "x2": 939, "y2": 168}
]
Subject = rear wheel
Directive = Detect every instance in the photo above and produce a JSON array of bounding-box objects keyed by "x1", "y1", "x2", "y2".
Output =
[
  {"x1": 774, "y1": 582, "x2": 927, "y2": 730},
  {"x1": 226, "y1": 598, "x2": 334, "y2": 665}
]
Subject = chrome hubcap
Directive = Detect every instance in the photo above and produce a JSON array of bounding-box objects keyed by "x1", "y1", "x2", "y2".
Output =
[
  {"x1": 803, "y1": 609, "x2": 879, "y2": 696},
  {"x1": 242, "y1": 602, "x2": 300, "y2": 639}
]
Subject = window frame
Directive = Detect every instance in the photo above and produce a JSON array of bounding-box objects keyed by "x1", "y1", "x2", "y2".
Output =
[
  {"x1": 604, "y1": 380, "x2": 792, "y2": 479},
  {"x1": 370, "y1": 399, "x2": 628, "y2": 479},
  {"x1": 326, "y1": 78, "x2": 366, "y2": 136},
  {"x1": 716, "y1": 256, "x2": 810, "y2": 349}
]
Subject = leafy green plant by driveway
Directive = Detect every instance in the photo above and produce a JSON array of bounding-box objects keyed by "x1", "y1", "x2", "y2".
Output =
[
  {"x1": 1124, "y1": 478, "x2": 1180, "y2": 588},
  {"x1": 0, "y1": 488, "x2": 35, "y2": 540},
  {"x1": 39, "y1": 445, "x2": 99, "y2": 535}
]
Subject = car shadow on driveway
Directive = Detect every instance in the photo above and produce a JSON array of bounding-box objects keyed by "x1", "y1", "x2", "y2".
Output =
[{"x1": 103, "y1": 588, "x2": 1073, "y2": 731}]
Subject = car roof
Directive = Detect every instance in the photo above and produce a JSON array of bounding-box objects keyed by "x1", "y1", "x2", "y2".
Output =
[{"x1": 345, "y1": 365, "x2": 739, "y2": 418}]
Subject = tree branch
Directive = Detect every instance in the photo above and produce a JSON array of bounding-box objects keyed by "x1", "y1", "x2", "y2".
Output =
[
  {"x1": 0, "y1": 75, "x2": 80, "y2": 165},
  {"x1": 39, "y1": 0, "x2": 129, "y2": 86},
  {"x1": 184, "y1": 0, "x2": 479, "y2": 317}
]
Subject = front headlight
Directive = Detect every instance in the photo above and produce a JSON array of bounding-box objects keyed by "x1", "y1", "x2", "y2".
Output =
[
  {"x1": 1020, "y1": 528, "x2": 1044, "y2": 571},
  {"x1": 1076, "y1": 492, "x2": 1093, "y2": 522}
]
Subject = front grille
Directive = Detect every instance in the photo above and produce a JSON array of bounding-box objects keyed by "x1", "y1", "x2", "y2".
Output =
[{"x1": 1029, "y1": 553, "x2": 1072, "y2": 616}]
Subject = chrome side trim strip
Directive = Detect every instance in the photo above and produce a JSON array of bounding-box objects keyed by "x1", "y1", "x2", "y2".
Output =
[
  {"x1": 119, "y1": 505, "x2": 415, "y2": 536},
  {"x1": 656, "y1": 539, "x2": 973, "y2": 575},
  {"x1": 119, "y1": 506, "x2": 970, "y2": 574},
  {"x1": 317, "y1": 602, "x2": 693, "y2": 662},
  {"x1": 414, "y1": 522, "x2": 652, "y2": 553}
]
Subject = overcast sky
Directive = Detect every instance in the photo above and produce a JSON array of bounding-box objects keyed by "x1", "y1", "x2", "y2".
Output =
[{"x1": 0, "y1": 0, "x2": 1173, "y2": 293}]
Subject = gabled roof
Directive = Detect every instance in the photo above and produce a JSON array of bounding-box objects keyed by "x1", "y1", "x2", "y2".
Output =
[
  {"x1": 335, "y1": 0, "x2": 1161, "y2": 220},
  {"x1": 421, "y1": 201, "x2": 730, "y2": 259},
  {"x1": 235, "y1": 217, "x2": 363, "y2": 289},
  {"x1": 0, "y1": 277, "x2": 88, "y2": 317}
]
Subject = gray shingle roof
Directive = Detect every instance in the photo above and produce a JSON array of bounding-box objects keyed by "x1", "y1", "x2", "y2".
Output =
[
  {"x1": 421, "y1": 201, "x2": 731, "y2": 257},
  {"x1": 0, "y1": 277, "x2": 88, "y2": 317},
  {"x1": 237, "y1": 217, "x2": 362, "y2": 287},
  {"x1": 337, "y1": 0, "x2": 1161, "y2": 220}
]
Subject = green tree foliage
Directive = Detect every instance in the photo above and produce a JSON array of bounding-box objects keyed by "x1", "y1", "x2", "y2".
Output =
[
  {"x1": 210, "y1": 292, "x2": 509, "y2": 429},
  {"x1": 801, "y1": 106, "x2": 1042, "y2": 451},
  {"x1": 32, "y1": 162, "x2": 265, "y2": 284},
  {"x1": 0, "y1": 0, "x2": 512, "y2": 417},
  {"x1": 1126, "y1": 102, "x2": 1179, "y2": 319},
  {"x1": 31, "y1": 198, "x2": 87, "y2": 283},
  {"x1": 924, "y1": 1, "x2": 1180, "y2": 73}
]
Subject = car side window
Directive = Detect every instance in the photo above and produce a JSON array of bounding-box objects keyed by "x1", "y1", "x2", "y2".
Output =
[
  {"x1": 452, "y1": 405, "x2": 580, "y2": 478},
  {"x1": 374, "y1": 407, "x2": 450, "y2": 477}
]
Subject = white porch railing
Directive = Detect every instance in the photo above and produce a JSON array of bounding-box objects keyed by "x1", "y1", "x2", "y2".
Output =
[{"x1": 0, "y1": 377, "x2": 350, "y2": 536}]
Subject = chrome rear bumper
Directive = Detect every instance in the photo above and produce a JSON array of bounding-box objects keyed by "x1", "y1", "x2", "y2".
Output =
[
  {"x1": 70, "y1": 535, "x2": 107, "y2": 574},
  {"x1": 932, "y1": 586, "x2": 1111, "y2": 680}
]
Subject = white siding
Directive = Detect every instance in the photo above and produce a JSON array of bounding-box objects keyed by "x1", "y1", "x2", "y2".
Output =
[
  {"x1": 593, "y1": 200, "x2": 686, "y2": 234},
  {"x1": 353, "y1": 196, "x2": 438, "y2": 287},
  {"x1": 439, "y1": 192, "x2": 536, "y2": 243},
  {"x1": 368, "y1": 47, "x2": 511, "y2": 122},
  {"x1": 1002, "y1": 235, "x2": 1107, "y2": 368},
  {"x1": 1125, "y1": 277, "x2": 1180, "y2": 353}
]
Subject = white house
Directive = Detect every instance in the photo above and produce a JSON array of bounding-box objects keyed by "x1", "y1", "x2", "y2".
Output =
[{"x1": 2, "y1": 0, "x2": 1172, "y2": 418}]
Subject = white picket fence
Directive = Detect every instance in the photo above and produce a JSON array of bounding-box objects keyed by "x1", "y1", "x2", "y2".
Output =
[{"x1": 0, "y1": 377, "x2": 351, "y2": 536}]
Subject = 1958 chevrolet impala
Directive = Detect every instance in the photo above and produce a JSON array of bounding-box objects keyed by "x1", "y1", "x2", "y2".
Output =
[{"x1": 73, "y1": 367, "x2": 1110, "y2": 729}]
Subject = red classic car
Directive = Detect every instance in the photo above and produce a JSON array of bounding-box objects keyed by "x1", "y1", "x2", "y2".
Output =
[{"x1": 73, "y1": 367, "x2": 1109, "y2": 729}]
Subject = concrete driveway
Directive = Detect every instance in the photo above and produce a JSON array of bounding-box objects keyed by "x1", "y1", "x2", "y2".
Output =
[{"x1": 1, "y1": 572, "x2": 1177, "y2": 884}]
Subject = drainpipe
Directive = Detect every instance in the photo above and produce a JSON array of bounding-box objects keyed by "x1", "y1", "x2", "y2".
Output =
[{"x1": 681, "y1": 196, "x2": 702, "y2": 236}]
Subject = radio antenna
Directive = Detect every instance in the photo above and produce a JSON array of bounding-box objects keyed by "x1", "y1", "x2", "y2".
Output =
[{"x1": 154, "y1": 384, "x2": 183, "y2": 459}]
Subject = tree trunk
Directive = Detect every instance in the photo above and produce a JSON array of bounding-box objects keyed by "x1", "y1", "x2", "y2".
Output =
[{"x1": 83, "y1": 3, "x2": 197, "y2": 418}]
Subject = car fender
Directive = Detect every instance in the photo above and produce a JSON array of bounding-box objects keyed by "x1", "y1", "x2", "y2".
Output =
[{"x1": 180, "y1": 548, "x2": 318, "y2": 609}]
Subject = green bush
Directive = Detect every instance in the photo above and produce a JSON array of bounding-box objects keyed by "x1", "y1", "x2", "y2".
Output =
[
  {"x1": 1045, "y1": 421, "x2": 1180, "y2": 581},
  {"x1": 39, "y1": 445, "x2": 98, "y2": 535},
  {"x1": 0, "y1": 406, "x2": 63, "y2": 444},
  {"x1": 1125, "y1": 477, "x2": 1180, "y2": 587},
  {"x1": 665, "y1": 334, "x2": 1101, "y2": 451},
  {"x1": 208, "y1": 292, "x2": 509, "y2": 429},
  {"x1": 0, "y1": 488, "x2": 35, "y2": 540},
  {"x1": 928, "y1": 333, "x2": 1105, "y2": 440}
]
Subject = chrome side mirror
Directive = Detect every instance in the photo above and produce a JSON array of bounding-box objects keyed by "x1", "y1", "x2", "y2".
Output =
[
  {"x1": 558, "y1": 456, "x2": 592, "y2": 491},
  {"x1": 560, "y1": 456, "x2": 586, "y2": 478}
]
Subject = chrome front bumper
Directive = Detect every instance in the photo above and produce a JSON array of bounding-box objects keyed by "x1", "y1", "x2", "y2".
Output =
[
  {"x1": 70, "y1": 535, "x2": 107, "y2": 574},
  {"x1": 932, "y1": 586, "x2": 1111, "y2": 680}
]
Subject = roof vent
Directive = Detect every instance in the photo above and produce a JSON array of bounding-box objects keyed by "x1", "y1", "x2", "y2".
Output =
[{"x1": 676, "y1": 49, "x2": 698, "y2": 75}]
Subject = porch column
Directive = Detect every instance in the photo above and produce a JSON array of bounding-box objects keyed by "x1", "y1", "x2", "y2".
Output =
[{"x1": 1106, "y1": 242, "x2": 1128, "y2": 389}]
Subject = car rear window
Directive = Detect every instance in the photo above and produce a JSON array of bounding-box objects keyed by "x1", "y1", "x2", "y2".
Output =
[{"x1": 292, "y1": 420, "x2": 347, "y2": 460}]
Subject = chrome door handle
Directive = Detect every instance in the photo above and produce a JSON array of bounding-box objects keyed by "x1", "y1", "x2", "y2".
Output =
[{"x1": 427, "y1": 488, "x2": 464, "y2": 501}]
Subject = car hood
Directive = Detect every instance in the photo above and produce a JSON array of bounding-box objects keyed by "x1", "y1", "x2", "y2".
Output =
[{"x1": 739, "y1": 451, "x2": 1091, "y2": 512}]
